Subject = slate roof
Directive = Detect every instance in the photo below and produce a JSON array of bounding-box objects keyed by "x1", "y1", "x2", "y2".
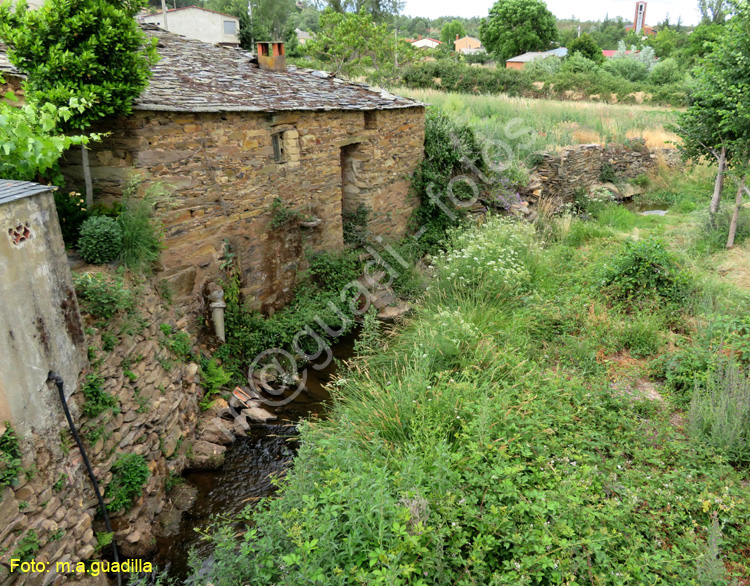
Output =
[
  {"x1": 506, "y1": 48, "x2": 567, "y2": 63},
  {"x1": 0, "y1": 180, "x2": 51, "y2": 206},
  {"x1": 139, "y1": 25, "x2": 421, "y2": 113},
  {"x1": 0, "y1": 26, "x2": 422, "y2": 114}
]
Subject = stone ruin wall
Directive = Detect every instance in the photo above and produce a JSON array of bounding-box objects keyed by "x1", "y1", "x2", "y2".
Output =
[
  {"x1": 0, "y1": 279, "x2": 209, "y2": 586},
  {"x1": 530, "y1": 142, "x2": 678, "y2": 201},
  {"x1": 61, "y1": 106, "x2": 426, "y2": 313}
]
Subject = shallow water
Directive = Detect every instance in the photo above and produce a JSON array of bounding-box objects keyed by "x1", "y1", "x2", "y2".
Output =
[{"x1": 152, "y1": 332, "x2": 358, "y2": 582}]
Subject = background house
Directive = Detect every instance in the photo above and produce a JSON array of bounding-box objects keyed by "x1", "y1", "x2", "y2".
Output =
[
  {"x1": 296, "y1": 28, "x2": 314, "y2": 45},
  {"x1": 506, "y1": 48, "x2": 567, "y2": 70},
  {"x1": 139, "y1": 6, "x2": 240, "y2": 46},
  {"x1": 411, "y1": 36, "x2": 442, "y2": 49},
  {"x1": 454, "y1": 35, "x2": 483, "y2": 54}
]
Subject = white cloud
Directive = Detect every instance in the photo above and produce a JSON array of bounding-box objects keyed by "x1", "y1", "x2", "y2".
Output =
[{"x1": 401, "y1": 0, "x2": 701, "y2": 26}]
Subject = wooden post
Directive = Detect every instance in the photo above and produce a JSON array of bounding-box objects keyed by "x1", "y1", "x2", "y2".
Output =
[
  {"x1": 709, "y1": 145, "x2": 727, "y2": 219},
  {"x1": 726, "y1": 176, "x2": 746, "y2": 249},
  {"x1": 81, "y1": 144, "x2": 93, "y2": 208}
]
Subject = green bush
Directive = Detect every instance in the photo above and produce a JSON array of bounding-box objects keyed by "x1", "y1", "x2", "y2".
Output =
[
  {"x1": 689, "y1": 362, "x2": 750, "y2": 464},
  {"x1": 78, "y1": 216, "x2": 123, "y2": 265},
  {"x1": 81, "y1": 373, "x2": 118, "y2": 418},
  {"x1": 0, "y1": 423, "x2": 21, "y2": 488},
  {"x1": 617, "y1": 317, "x2": 663, "y2": 358},
  {"x1": 562, "y1": 53, "x2": 600, "y2": 74},
  {"x1": 410, "y1": 109, "x2": 485, "y2": 253},
  {"x1": 106, "y1": 453, "x2": 150, "y2": 512},
  {"x1": 13, "y1": 530, "x2": 39, "y2": 563},
  {"x1": 159, "y1": 324, "x2": 193, "y2": 360},
  {"x1": 117, "y1": 184, "x2": 165, "y2": 274},
  {"x1": 73, "y1": 272, "x2": 135, "y2": 319},
  {"x1": 342, "y1": 203, "x2": 371, "y2": 247},
  {"x1": 600, "y1": 237, "x2": 692, "y2": 307},
  {"x1": 603, "y1": 58, "x2": 650, "y2": 82},
  {"x1": 649, "y1": 57, "x2": 684, "y2": 85}
]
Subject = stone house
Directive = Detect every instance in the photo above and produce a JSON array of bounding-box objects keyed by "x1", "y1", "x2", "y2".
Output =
[
  {"x1": 453, "y1": 36, "x2": 483, "y2": 54},
  {"x1": 139, "y1": 6, "x2": 241, "y2": 46},
  {"x1": 0, "y1": 26, "x2": 426, "y2": 312}
]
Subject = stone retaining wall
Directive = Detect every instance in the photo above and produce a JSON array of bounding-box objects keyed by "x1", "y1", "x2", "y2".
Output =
[
  {"x1": 0, "y1": 278, "x2": 203, "y2": 586},
  {"x1": 530, "y1": 142, "x2": 674, "y2": 201}
]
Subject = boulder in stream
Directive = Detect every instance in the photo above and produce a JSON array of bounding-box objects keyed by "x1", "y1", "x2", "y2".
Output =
[{"x1": 188, "y1": 440, "x2": 227, "y2": 470}]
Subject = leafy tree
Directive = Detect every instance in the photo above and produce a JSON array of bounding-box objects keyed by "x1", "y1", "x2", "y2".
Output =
[
  {"x1": 675, "y1": 0, "x2": 750, "y2": 230},
  {"x1": 312, "y1": 0, "x2": 404, "y2": 21},
  {"x1": 304, "y1": 9, "x2": 415, "y2": 82},
  {"x1": 699, "y1": 0, "x2": 729, "y2": 23},
  {"x1": 0, "y1": 91, "x2": 96, "y2": 183},
  {"x1": 0, "y1": 0, "x2": 158, "y2": 204},
  {"x1": 650, "y1": 27, "x2": 683, "y2": 58},
  {"x1": 479, "y1": 0, "x2": 558, "y2": 61},
  {"x1": 440, "y1": 20, "x2": 465, "y2": 46},
  {"x1": 679, "y1": 22, "x2": 725, "y2": 64},
  {"x1": 568, "y1": 33, "x2": 604, "y2": 64}
]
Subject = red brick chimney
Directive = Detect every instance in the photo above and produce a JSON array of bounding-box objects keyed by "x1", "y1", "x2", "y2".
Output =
[{"x1": 257, "y1": 41, "x2": 286, "y2": 72}]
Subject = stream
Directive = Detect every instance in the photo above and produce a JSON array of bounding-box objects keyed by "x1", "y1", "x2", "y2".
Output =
[{"x1": 152, "y1": 333, "x2": 358, "y2": 582}]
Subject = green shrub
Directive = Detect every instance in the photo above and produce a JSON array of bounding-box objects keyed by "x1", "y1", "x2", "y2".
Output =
[
  {"x1": 603, "y1": 58, "x2": 650, "y2": 82},
  {"x1": 101, "y1": 331, "x2": 119, "y2": 352},
  {"x1": 81, "y1": 373, "x2": 118, "y2": 418},
  {"x1": 410, "y1": 109, "x2": 485, "y2": 254},
  {"x1": 689, "y1": 362, "x2": 750, "y2": 464},
  {"x1": 600, "y1": 237, "x2": 692, "y2": 306},
  {"x1": 73, "y1": 272, "x2": 135, "y2": 319},
  {"x1": 0, "y1": 423, "x2": 21, "y2": 488},
  {"x1": 649, "y1": 57, "x2": 684, "y2": 86},
  {"x1": 562, "y1": 53, "x2": 600, "y2": 74},
  {"x1": 117, "y1": 183, "x2": 165, "y2": 274},
  {"x1": 78, "y1": 216, "x2": 123, "y2": 265},
  {"x1": 159, "y1": 325, "x2": 193, "y2": 360},
  {"x1": 400, "y1": 60, "x2": 532, "y2": 96},
  {"x1": 106, "y1": 453, "x2": 150, "y2": 512},
  {"x1": 653, "y1": 346, "x2": 717, "y2": 400}
]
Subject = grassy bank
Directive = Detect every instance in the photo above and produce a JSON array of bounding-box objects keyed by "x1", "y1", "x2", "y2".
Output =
[
  {"x1": 397, "y1": 89, "x2": 680, "y2": 172},
  {"x1": 192, "y1": 164, "x2": 750, "y2": 585}
]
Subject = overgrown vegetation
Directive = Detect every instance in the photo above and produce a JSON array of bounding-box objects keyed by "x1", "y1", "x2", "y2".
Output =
[
  {"x1": 193, "y1": 161, "x2": 750, "y2": 584},
  {"x1": 0, "y1": 423, "x2": 21, "y2": 488},
  {"x1": 80, "y1": 373, "x2": 118, "y2": 419},
  {"x1": 73, "y1": 272, "x2": 135, "y2": 320},
  {"x1": 106, "y1": 453, "x2": 150, "y2": 512}
]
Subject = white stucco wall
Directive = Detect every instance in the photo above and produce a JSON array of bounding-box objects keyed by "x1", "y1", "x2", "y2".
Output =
[
  {"x1": 142, "y1": 7, "x2": 240, "y2": 45},
  {"x1": 0, "y1": 189, "x2": 86, "y2": 437}
]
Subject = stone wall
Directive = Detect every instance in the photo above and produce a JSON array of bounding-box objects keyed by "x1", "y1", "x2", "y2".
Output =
[
  {"x1": 0, "y1": 278, "x2": 203, "y2": 586},
  {"x1": 61, "y1": 106, "x2": 426, "y2": 312},
  {"x1": 530, "y1": 142, "x2": 663, "y2": 201}
]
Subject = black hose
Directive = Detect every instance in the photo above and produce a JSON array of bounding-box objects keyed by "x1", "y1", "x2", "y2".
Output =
[{"x1": 48, "y1": 371, "x2": 122, "y2": 586}]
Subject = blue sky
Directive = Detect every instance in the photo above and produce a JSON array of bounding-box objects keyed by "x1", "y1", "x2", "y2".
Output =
[{"x1": 401, "y1": 0, "x2": 702, "y2": 26}]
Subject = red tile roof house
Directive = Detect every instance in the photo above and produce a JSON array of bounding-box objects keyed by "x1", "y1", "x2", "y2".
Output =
[{"x1": 1, "y1": 26, "x2": 426, "y2": 312}]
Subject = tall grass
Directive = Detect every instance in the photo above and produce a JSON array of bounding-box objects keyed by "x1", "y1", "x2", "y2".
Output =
[
  {"x1": 396, "y1": 89, "x2": 679, "y2": 165},
  {"x1": 117, "y1": 181, "x2": 168, "y2": 274}
]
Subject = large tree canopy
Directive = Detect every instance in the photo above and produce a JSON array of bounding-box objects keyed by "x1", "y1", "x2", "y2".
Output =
[
  {"x1": 440, "y1": 20, "x2": 466, "y2": 45},
  {"x1": 0, "y1": 0, "x2": 158, "y2": 131},
  {"x1": 479, "y1": 0, "x2": 558, "y2": 61},
  {"x1": 568, "y1": 32, "x2": 604, "y2": 63}
]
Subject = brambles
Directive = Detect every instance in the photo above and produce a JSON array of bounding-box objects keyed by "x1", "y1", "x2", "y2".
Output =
[
  {"x1": 81, "y1": 374, "x2": 118, "y2": 418},
  {"x1": 600, "y1": 237, "x2": 692, "y2": 307}
]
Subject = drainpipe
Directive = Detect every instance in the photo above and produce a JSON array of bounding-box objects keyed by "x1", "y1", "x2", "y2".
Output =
[
  {"x1": 48, "y1": 372, "x2": 122, "y2": 586},
  {"x1": 208, "y1": 287, "x2": 226, "y2": 343}
]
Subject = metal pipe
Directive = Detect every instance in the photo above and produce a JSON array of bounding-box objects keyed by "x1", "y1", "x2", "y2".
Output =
[{"x1": 48, "y1": 372, "x2": 122, "y2": 586}]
